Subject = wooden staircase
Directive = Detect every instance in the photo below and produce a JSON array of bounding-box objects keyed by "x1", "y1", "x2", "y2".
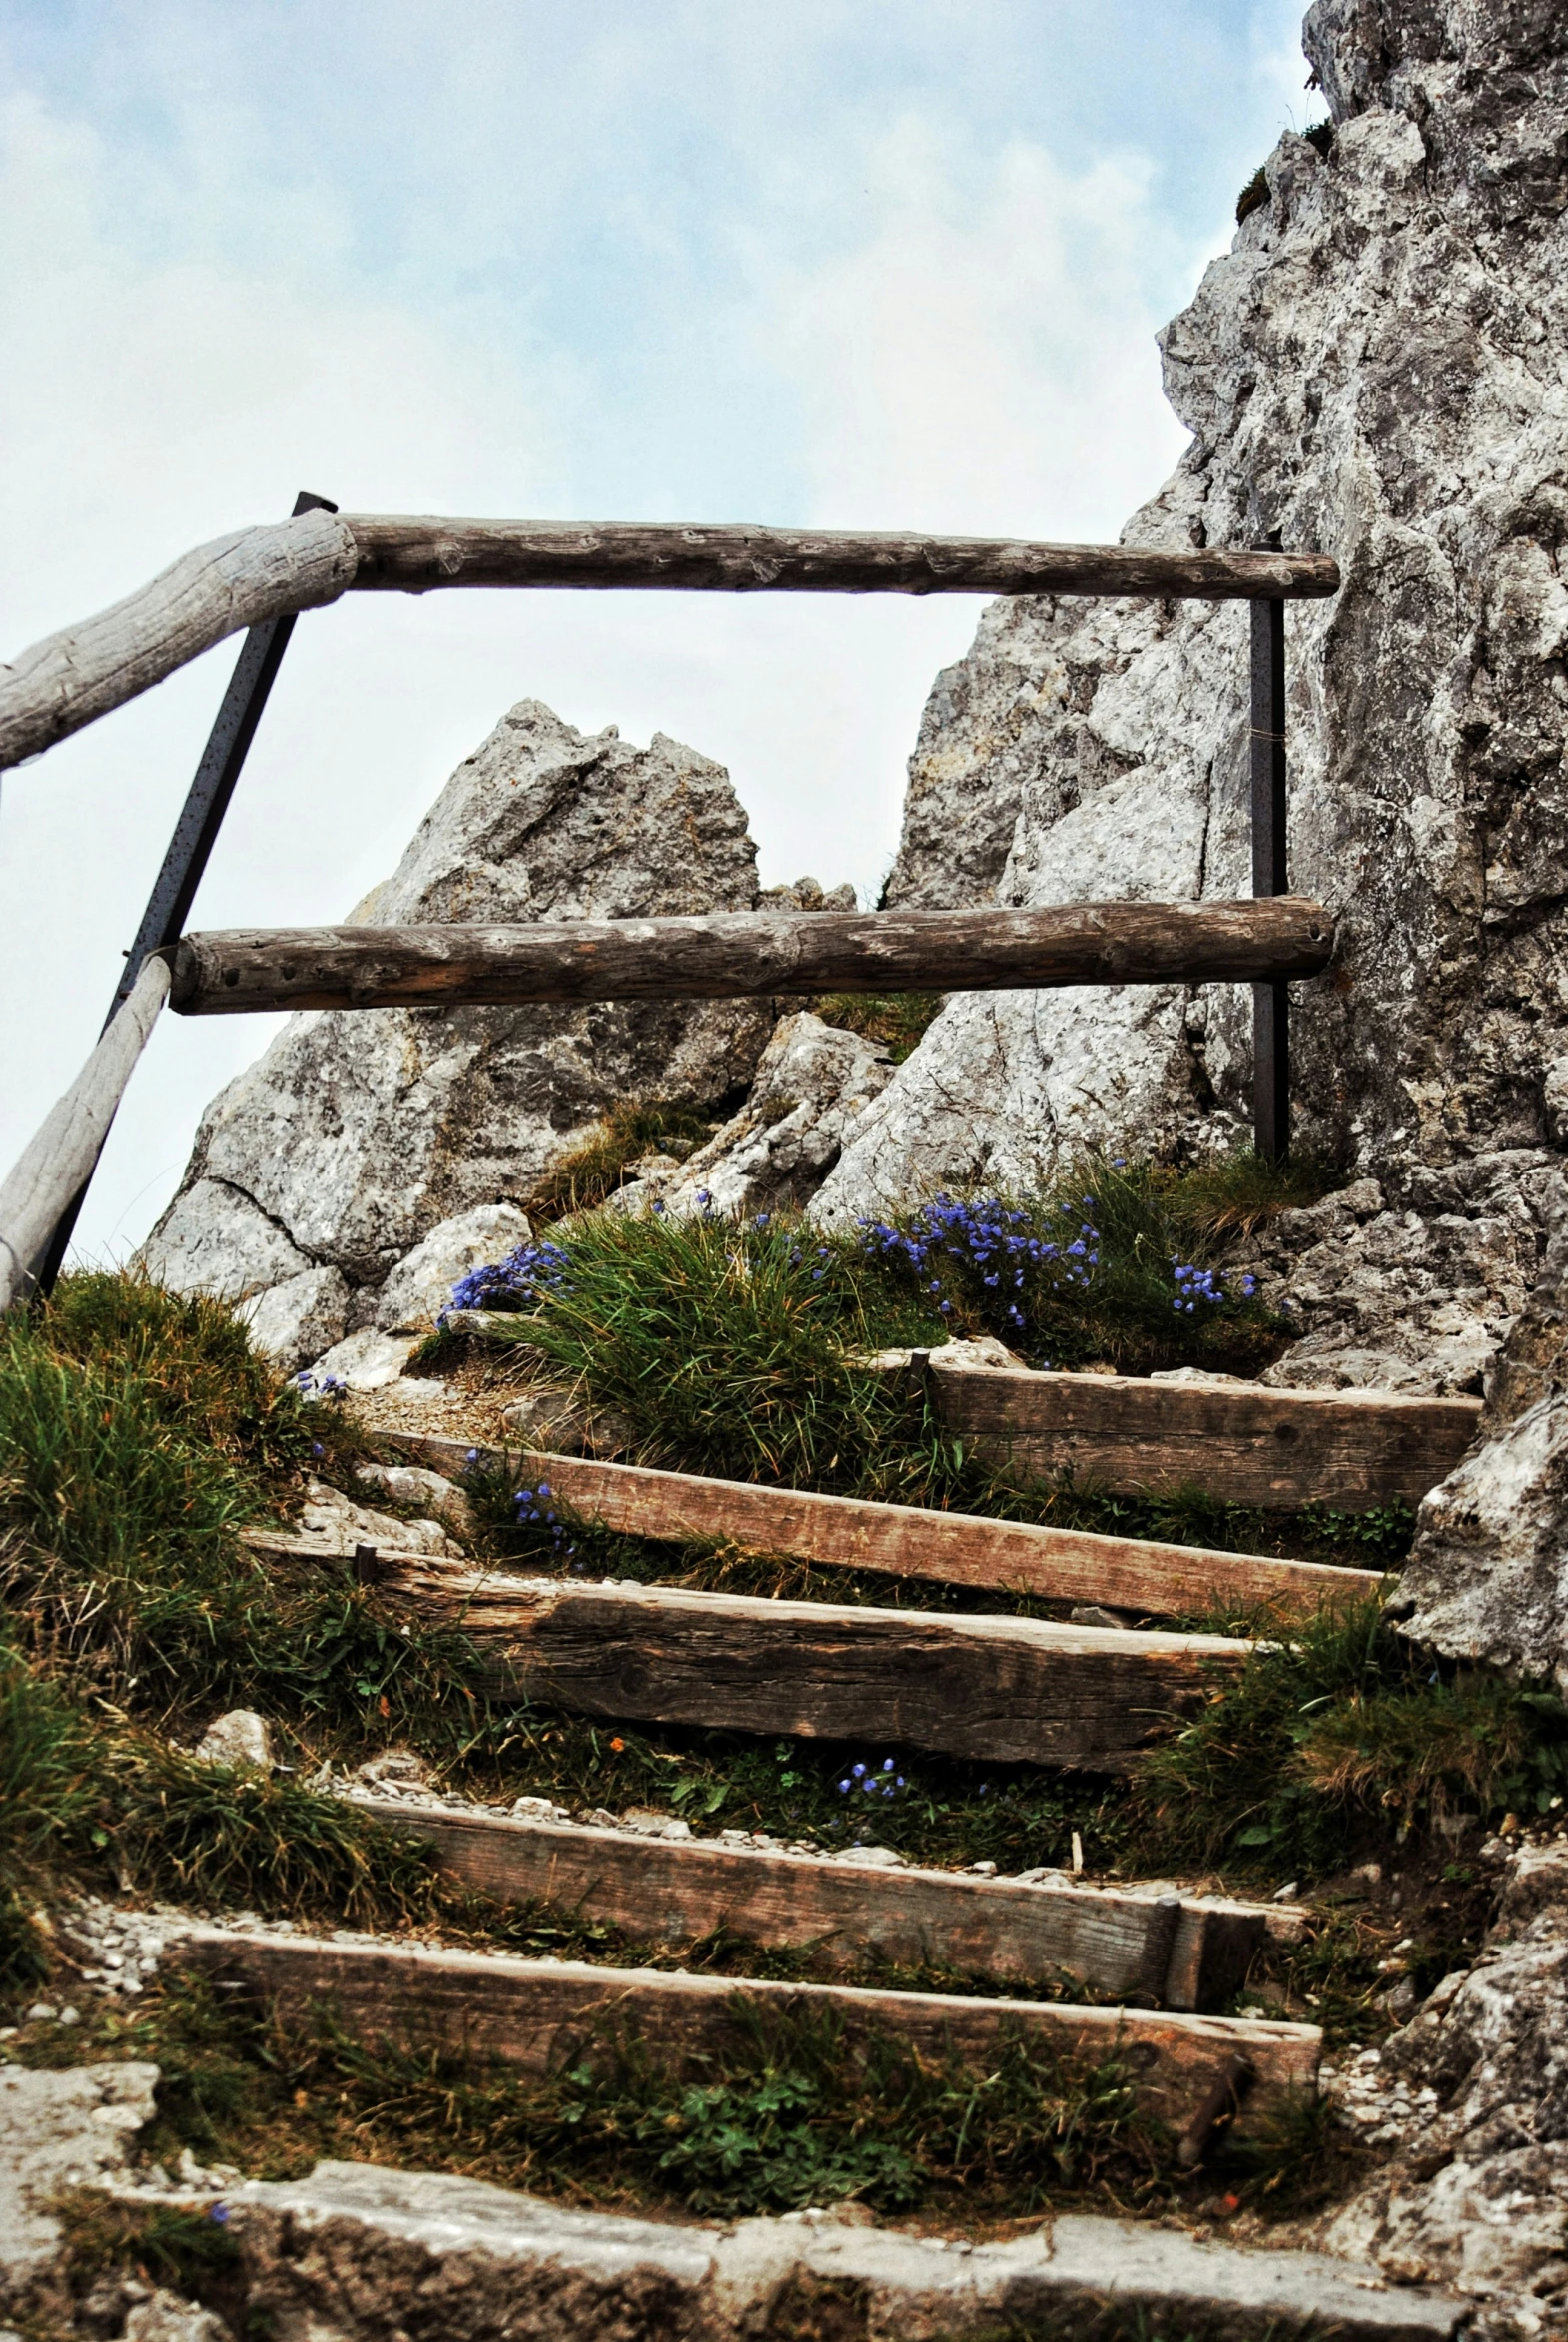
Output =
[{"x1": 235, "y1": 1353, "x2": 1478, "y2": 2167}]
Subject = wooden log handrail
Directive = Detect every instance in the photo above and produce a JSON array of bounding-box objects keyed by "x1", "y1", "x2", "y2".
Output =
[
  {"x1": 0, "y1": 956, "x2": 171, "y2": 1310},
  {"x1": 169, "y1": 897, "x2": 1335, "y2": 1016},
  {"x1": 0, "y1": 513, "x2": 1340, "y2": 773},
  {"x1": 0, "y1": 510, "x2": 359, "y2": 773},
  {"x1": 341, "y1": 515, "x2": 1341, "y2": 601}
]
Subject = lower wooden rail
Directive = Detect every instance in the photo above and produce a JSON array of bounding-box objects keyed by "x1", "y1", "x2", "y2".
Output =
[
  {"x1": 168, "y1": 897, "x2": 1333, "y2": 1015},
  {"x1": 248, "y1": 1537, "x2": 1249, "y2": 1769},
  {"x1": 357, "y1": 1799, "x2": 1269, "y2": 2011},
  {"x1": 393, "y1": 1436, "x2": 1383, "y2": 1616},
  {"x1": 181, "y1": 1927, "x2": 1319, "y2": 2137}
]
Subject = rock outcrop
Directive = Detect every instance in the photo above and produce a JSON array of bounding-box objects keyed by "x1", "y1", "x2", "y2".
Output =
[
  {"x1": 1317, "y1": 1832, "x2": 1568, "y2": 2328},
  {"x1": 814, "y1": 0, "x2": 1568, "y2": 1396},
  {"x1": 143, "y1": 703, "x2": 772, "y2": 1351},
  {"x1": 611, "y1": 1010, "x2": 896, "y2": 1223},
  {"x1": 1398, "y1": 1196, "x2": 1568, "y2": 1677}
]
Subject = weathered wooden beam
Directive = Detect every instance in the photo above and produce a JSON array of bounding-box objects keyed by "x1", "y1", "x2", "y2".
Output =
[
  {"x1": 343, "y1": 515, "x2": 1341, "y2": 603},
  {"x1": 0, "y1": 956, "x2": 172, "y2": 1310},
  {"x1": 918, "y1": 1357, "x2": 1482, "y2": 1514},
  {"x1": 356, "y1": 1799, "x2": 1268, "y2": 2011},
  {"x1": 258, "y1": 1544, "x2": 1249, "y2": 1769},
  {"x1": 0, "y1": 510, "x2": 358, "y2": 773},
  {"x1": 393, "y1": 1436, "x2": 1381, "y2": 1616},
  {"x1": 169, "y1": 898, "x2": 1335, "y2": 1017},
  {"x1": 182, "y1": 1926, "x2": 1318, "y2": 2134},
  {"x1": 0, "y1": 516, "x2": 1337, "y2": 777}
]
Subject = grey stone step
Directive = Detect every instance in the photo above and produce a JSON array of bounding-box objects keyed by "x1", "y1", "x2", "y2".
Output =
[{"x1": 229, "y1": 2159, "x2": 1468, "y2": 2340}]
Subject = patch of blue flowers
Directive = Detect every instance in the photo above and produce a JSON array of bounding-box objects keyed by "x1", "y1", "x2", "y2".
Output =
[
  {"x1": 858, "y1": 1191, "x2": 1101, "y2": 1335},
  {"x1": 1171, "y1": 1259, "x2": 1257, "y2": 1315},
  {"x1": 294, "y1": 1370, "x2": 348, "y2": 1402},
  {"x1": 447, "y1": 1239, "x2": 575, "y2": 1317},
  {"x1": 838, "y1": 1756, "x2": 908, "y2": 1800},
  {"x1": 512, "y1": 1481, "x2": 575, "y2": 1561}
]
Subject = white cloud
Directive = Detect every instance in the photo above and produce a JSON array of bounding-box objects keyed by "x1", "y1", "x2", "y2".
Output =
[
  {"x1": 770, "y1": 120, "x2": 1188, "y2": 536},
  {"x1": 0, "y1": 62, "x2": 1198, "y2": 1268}
]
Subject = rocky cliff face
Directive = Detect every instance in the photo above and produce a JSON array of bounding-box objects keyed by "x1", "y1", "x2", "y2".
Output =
[
  {"x1": 817, "y1": 0, "x2": 1568, "y2": 1390},
  {"x1": 142, "y1": 702, "x2": 773, "y2": 1357}
]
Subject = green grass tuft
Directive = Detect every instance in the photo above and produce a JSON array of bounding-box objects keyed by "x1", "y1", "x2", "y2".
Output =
[
  {"x1": 523, "y1": 1098, "x2": 716, "y2": 1224},
  {"x1": 1136, "y1": 1594, "x2": 1568, "y2": 1878},
  {"x1": 809, "y1": 990, "x2": 945, "y2": 1063}
]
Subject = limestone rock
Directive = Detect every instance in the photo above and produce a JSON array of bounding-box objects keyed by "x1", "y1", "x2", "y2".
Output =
[
  {"x1": 356, "y1": 1463, "x2": 474, "y2": 1533},
  {"x1": 239, "y1": 1266, "x2": 351, "y2": 1373},
  {"x1": 0, "y1": 2062, "x2": 159, "y2": 2275},
  {"x1": 1238, "y1": 1157, "x2": 1566, "y2": 1399},
  {"x1": 1398, "y1": 1189, "x2": 1568, "y2": 1680},
  {"x1": 145, "y1": 700, "x2": 771, "y2": 1308},
  {"x1": 122, "y1": 2291, "x2": 229, "y2": 2342},
  {"x1": 501, "y1": 1387, "x2": 634, "y2": 1459},
  {"x1": 375, "y1": 1203, "x2": 533, "y2": 1331},
  {"x1": 140, "y1": 1178, "x2": 313, "y2": 1298},
  {"x1": 616, "y1": 1011, "x2": 895, "y2": 1221},
  {"x1": 194, "y1": 1709, "x2": 273, "y2": 1772},
  {"x1": 820, "y1": 3, "x2": 1568, "y2": 1305},
  {"x1": 306, "y1": 1330, "x2": 421, "y2": 1391},
  {"x1": 229, "y1": 2158, "x2": 1463, "y2": 2340},
  {"x1": 291, "y1": 1477, "x2": 462, "y2": 1560},
  {"x1": 1318, "y1": 1834, "x2": 1568, "y2": 2318}
]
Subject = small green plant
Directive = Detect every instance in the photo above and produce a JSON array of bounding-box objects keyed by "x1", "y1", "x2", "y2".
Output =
[
  {"x1": 1209, "y1": 2082, "x2": 1371, "y2": 2215},
  {"x1": 810, "y1": 991, "x2": 944, "y2": 1064},
  {"x1": 1137, "y1": 1593, "x2": 1568, "y2": 1878},
  {"x1": 50, "y1": 2189, "x2": 242, "y2": 2289},
  {"x1": 523, "y1": 1098, "x2": 714, "y2": 1223}
]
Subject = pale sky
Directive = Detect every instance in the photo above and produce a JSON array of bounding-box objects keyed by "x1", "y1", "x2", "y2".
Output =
[{"x1": 0, "y1": 0, "x2": 1316, "y2": 1262}]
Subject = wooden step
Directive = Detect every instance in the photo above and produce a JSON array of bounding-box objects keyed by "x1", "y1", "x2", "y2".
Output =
[
  {"x1": 358, "y1": 1798, "x2": 1270, "y2": 2010},
  {"x1": 249, "y1": 1541, "x2": 1250, "y2": 1770},
  {"x1": 394, "y1": 1435, "x2": 1382, "y2": 1617},
  {"x1": 182, "y1": 1926, "x2": 1318, "y2": 2142},
  {"x1": 909, "y1": 1355, "x2": 1481, "y2": 1513}
]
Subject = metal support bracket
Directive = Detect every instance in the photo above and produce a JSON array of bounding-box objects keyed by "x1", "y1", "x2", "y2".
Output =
[{"x1": 1249, "y1": 597, "x2": 1288, "y2": 1162}]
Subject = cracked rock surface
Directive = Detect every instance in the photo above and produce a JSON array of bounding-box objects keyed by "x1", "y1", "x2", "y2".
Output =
[
  {"x1": 0, "y1": 2063, "x2": 160, "y2": 2274},
  {"x1": 1400, "y1": 1189, "x2": 1568, "y2": 1677},
  {"x1": 1316, "y1": 1835, "x2": 1568, "y2": 2334},
  {"x1": 814, "y1": 0, "x2": 1568, "y2": 1375},
  {"x1": 141, "y1": 701, "x2": 774, "y2": 1344}
]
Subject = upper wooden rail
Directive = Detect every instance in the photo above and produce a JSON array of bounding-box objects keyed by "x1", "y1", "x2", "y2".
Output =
[
  {"x1": 169, "y1": 898, "x2": 1334, "y2": 1016},
  {"x1": 343, "y1": 516, "x2": 1340, "y2": 602},
  {"x1": 0, "y1": 511, "x2": 1341, "y2": 771}
]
